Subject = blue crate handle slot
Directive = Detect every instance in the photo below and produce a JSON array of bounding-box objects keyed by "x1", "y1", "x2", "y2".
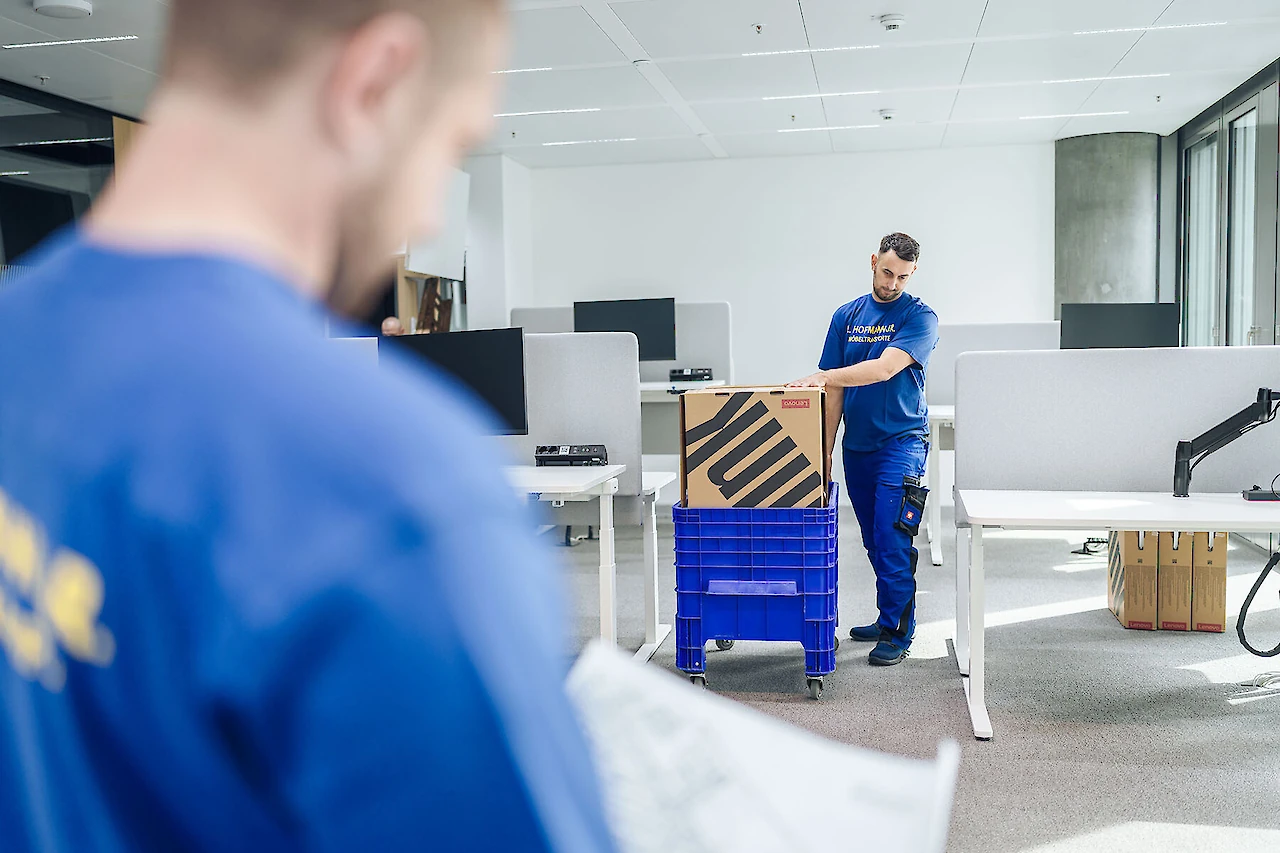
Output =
[{"x1": 705, "y1": 579, "x2": 798, "y2": 596}]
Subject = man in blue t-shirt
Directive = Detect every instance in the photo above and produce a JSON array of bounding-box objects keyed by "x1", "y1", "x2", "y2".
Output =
[
  {"x1": 791, "y1": 233, "x2": 939, "y2": 666},
  {"x1": 0, "y1": 2, "x2": 616, "y2": 852}
]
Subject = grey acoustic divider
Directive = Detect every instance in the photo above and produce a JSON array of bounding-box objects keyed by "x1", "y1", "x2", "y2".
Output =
[
  {"x1": 927, "y1": 322, "x2": 1060, "y2": 406},
  {"x1": 327, "y1": 335, "x2": 380, "y2": 368},
  {"x1": 954, "y1": 346, "x2": 1280, "y2": 493},
  {"x1": 502, "y1": 332, "x2": 645, "y2": 526},
  {"x1": 510, "y1": 301, "x2": 734, "y2": 383}
]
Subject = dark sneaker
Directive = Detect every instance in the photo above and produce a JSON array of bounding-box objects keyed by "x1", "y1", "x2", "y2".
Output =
[
  {"x1": 848, "y1": 624, "x2": 881, "y2": 642},
  {"x1": 868, "y1": 640, "x2": 910, "y2": 666}
]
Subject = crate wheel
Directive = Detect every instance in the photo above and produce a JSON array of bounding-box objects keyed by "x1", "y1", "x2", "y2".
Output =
[
  {"x1": 715, "y1": 639, "x2": 735, "y2": 651},
  {"x1": 690, "y1": 675, "x2": 707, "y2": 688},
  {"x1": 834, "y1": 636, "x2": 840, "y2": 651},
  {"x1": 807, "y1": 678, "x2": 823, "y2": 700}
]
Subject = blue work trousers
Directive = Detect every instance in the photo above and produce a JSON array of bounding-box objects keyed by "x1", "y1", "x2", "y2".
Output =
[{"x1": 843, "y1": 434, "x2": 928, "y2": 646}]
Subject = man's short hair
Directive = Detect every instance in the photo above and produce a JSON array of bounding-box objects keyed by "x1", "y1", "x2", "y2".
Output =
[
  {"x1": 879, "y1": 232, "x2": 920, "y2": 263},
  {"x1": 165, "y1": 0, "x2": 502, "y2": 93}
]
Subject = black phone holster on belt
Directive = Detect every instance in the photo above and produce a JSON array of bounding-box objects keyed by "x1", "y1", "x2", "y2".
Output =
[{"x1": 894, "y1": 476, "x2": 929, "y2": 536}]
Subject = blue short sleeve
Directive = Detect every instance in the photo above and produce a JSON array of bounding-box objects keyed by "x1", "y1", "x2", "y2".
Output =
[
  {"x1": 888, "y1": 307, "x2": 939, "y2": 369},
  {"x1": 818, "y1": 308, "x2": 846, "y2": 370}
]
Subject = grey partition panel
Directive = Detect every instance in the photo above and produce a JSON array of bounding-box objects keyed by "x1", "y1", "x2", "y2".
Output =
[
  {"x1": 955, "y1": 346, "x2": 1280, "y2": 493},
  {"x1": 328, "y1": 336, "x2": 380, "y2": 368},
  {"x1": 510, "y1": 306, "x2": 573, "y2": 334},
  {"x1": 503, "y1": 332, "x2": 643, "y2": 525},
  {"x1": 511, "y1": 302, "x2": 733, "y2": 383},
  {"x1": 927, "y1": 322, "x2": 1060, "y2": 406}
]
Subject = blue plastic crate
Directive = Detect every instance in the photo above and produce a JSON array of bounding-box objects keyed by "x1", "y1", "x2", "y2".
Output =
[{"x1": 673, "y1": 484, "x2": 839, "y2": 681}]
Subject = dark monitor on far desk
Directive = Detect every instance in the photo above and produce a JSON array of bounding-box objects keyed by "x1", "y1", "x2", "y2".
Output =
[
  {"x1": 380, "y1": 327, "x2": 528, "y2": 435},
  {"x1": 1060, "y1": 303, "x2": 1180, "y2": 349},
  {"x1": 574, "y1": 297, "x2": 676, "y2": 361}
]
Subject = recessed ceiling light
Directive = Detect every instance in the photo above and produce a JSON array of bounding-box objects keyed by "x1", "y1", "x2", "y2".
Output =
[
  {"x1": 3, "y1": 34, "x2": 138, "y2": 49},
  {"x1": 10, "y1": 136, "x2": 113, "y2": 146},
  {"x1": 1018, "y1": 111, "x2": 1130, "y2": 120},
  {"x1": 763, "y1": 90, "x2": 880, "y2": 101},
  {"x1": 492, "y1": 67, "x2": 553, "y2": 75},
  {"x1": 495, "y1": 108, "x2": 601, "y2": 118},
  {"x1": 542, "y1": 138, "x2": 637, "y2": 147},
  {"x1": 778, "y1": 124, "x2": 880, "y2": 133},
  {"x1": 1042, "y1": 73, "x2": 1171, "y2": 84},
  {"x1": 1073, "y1": 21, "x2": 1226, "y2": 36},
  {"x1": 0, "y1": 171, "x2": 30, "y2": 177},
  {"x1": 743, "y1": 44, "x2": 879, "y2": 57}
]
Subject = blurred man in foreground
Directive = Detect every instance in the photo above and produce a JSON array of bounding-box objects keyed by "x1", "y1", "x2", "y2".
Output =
[{"x1": 0, "y1": 1, "x2": 615, "y2": 850}]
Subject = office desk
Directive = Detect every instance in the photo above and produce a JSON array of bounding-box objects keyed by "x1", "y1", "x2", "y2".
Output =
[
  {"x1": 639, "y1": 379, "x2": 727, "y2": 404},
  {"x1": 507, "y1": 465, "x2": 625, "y2": 647},
  {"x1": 925, "y1": 405, "x2": 955, "y2": 567},
  {"x1": 639, "y1": 471, "x2": 678, "y2": 662},
  {"x1": 953, "y1": 489, "x2": 1280, "y2": 741}
]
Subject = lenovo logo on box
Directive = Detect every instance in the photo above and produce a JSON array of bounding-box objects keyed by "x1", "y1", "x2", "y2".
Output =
[{"x1": 780, "y1": 398, "x2": 810, "y2": 409}]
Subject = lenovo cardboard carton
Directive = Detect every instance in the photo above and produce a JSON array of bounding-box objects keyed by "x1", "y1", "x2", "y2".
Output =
[
  {"x1": 1157, "y1": 531, "x2": 1194, "y2": 632},
  {"x1": 680, "y1": 387, "x2": 828, "y2": 509},
  {"x1": 1192, "y1": 532, "x2": 1229, "y2": 633},
  {"x1": 1108, "y1": 531, "x2": 1158, "y2": 630}
]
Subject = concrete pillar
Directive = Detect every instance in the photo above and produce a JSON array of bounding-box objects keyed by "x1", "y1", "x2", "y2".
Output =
[{"x1": 1054, "y1": 133, "x2": 1159, "y2": 317}]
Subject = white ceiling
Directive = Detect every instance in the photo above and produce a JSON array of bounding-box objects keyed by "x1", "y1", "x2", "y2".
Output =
[{"x1": 0, "y1": 0, "x2": 1278, "y2": 168}]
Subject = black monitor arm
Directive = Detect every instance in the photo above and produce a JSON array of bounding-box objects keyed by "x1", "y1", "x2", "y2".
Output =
[{"x1": 1173, "y1": 387, "x2": 1280, "y2": 498}]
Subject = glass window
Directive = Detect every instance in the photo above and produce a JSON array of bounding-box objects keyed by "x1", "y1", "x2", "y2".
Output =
[
  {"x1": 1183, "y1": 133, "x2": 1220, "y2": 346},
  {"x1": 1227, "y1": 109, "x2": 1258, "y2": 345}
]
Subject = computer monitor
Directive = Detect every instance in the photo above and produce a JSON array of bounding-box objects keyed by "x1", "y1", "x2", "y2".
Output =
[
  {"x1": 1060, "y1": 303, "x2": 1180, "y2": 349},
  {"x1": 573, "y1": 297, "x2": 677, "y2": 361},
  {"x1": 380, "y1": 327, "x2": 528, "y2": 435}
]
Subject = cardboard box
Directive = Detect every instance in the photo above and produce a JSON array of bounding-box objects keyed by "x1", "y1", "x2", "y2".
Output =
[
  {"x1": 1108, "y1": 531, "x2": 1158, "y2": 630},
  {"x1": 1192, "y1": 532, "x2": 1229, "y2": 633},
  {"x1": 1157, "y1": 532, "x2": 1194, "y2": 632},
  {"x1": 680, "y1": 387, "x2": 828, "y2": 509}
]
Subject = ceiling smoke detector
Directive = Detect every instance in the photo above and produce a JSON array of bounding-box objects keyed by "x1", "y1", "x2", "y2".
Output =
[
  {"x1": 879, "y1": 108, "x2": 897, "y2": 122},
  {"x1": 34, "y1": 0, "x2": 93, "y2": 18},
  {"x1": 879, "y1": 13, "x2": 905, "y2": 32}
]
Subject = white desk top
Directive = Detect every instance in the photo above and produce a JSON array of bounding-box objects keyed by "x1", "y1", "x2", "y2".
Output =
[
  {"x1": 956, "y1": 489, "x2": 1280, "y2": 533},
  {"x1": 642, "y1": 471, "x2": 677, "y2": 495},
  {"x1": 505, "y1": 464, "x2": 626, "y2": 496},
  {"x1": 929, "y1": 404, "x2": 955, "y2": 425},
  {"x1": 639, "y1": 380, "x2": 727, "y2": 392}
]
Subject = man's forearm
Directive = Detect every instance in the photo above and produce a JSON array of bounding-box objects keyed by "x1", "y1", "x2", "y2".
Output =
[
  {"x1": 824, "y1": 390, "x2": 842, "y2": 467},
  {"x1": 820, "y1": 359, "x2": 893, "y2": 389}
]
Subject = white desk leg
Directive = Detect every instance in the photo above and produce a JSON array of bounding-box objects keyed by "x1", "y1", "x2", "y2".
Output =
[
  {"x1": 964, "y1": 525, "x2": 993, "y2": 740},
  {"x1": 598, "y1": 488, "x2": 618, "y2": 647},
  {"x1": 955, "y1": 526, "x2": 970, "y2": 675},
  {"x1": 634, "y1": 492, "x2": 672, "y2": 662},
  {"x1": 927, "y1": 421, "x2": 943, "y2": 566}
]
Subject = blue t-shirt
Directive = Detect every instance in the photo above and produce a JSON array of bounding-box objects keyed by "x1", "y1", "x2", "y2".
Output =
[
  {"x1": 818, "y1": 293, "x2": 939, "y2": 452},
  {"x1": 0, "y1": 233, "x2": 616, "y2": 853}
]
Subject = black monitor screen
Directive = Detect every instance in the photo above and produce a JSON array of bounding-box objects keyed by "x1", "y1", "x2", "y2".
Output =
[
  {"x1": 1060, "y1": 303, "x2": 1180, "y2": 349},
  {"x1": 574, "y1": 297, "x2": 676, "y2": 361},
  {"x1": 380, "y1": 328, "x2": 528, "y2": 435}
]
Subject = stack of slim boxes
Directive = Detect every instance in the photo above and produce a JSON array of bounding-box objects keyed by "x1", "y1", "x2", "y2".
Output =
[{"x1": 1108, "y1": 531, "x2": 1229, "y2": 632}]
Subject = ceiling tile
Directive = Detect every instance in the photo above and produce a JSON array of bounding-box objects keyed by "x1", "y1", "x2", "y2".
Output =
[
  {"x1": 829, "y1": 123, "x2": 945, "y2": 153},
  {"x1": 497, "y1": 65, "x2": 665, "y2": 112},
  {"x1": 505, "y1": 136, "x2": 713, "y2": 168},
  {"x1": 508, "y1": 6, "x2": 627, "y2": 69},
  {"x1": 823, "y1": 88, "x2": 957, "y2": 125},
  {"x1": 1077, "y1": 71, "x2": 1255, "y2": 131},
  {"x1": 941, "y1": 120, "x2": 1057, "y2": 148},
  {"x1": 799, "y1": 0, "x2": 988, "y2": 47},
  {"x1": 716, "y1": 130, "x2": 834, "y2": 158},
  {"x1": 611, "y1": 0, "x2": 807, "y2": 59},
  {"x1": 977, "y1": 0, "x2": 1169, "y2": 37},
  {"x1": 1155, "y1": 0, "x2": 1280, "y2": 26},
  {"x1": 812, "y1": 43, "x2": 972, "y2": 92},
  {"x1": 0, "y1": 31, "x2": 158, "y2": 109},
  {"x1": 660, "y1": 54, "x2": 819, "y2": 101},
  {"x1": 948, "y1": 81, "x2": 1096, "y2": 121},
  {"x1": 691, "y1": 98, "x2": 827, "y2": 135},
  {"x1": 0, "y1": 0, "x2": 167, "y2": 39},
  {"x1": 1109, "y1": 21, "x2": 1280, "y2": 77},
  {"x1": 492, "y1": 106, "x2": 691, "y2": 146},
  {"x1": 961, "y1": 33, "x2": 1137, "y2": 85}
]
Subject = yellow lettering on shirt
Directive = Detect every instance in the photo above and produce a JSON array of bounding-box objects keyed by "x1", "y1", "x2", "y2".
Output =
[
  {"x1": 0, "y1": 504, "x2": 44, "y2": 594},
  {"x1": 42, "y1": 550, "x2": 115, "y2": 666}
]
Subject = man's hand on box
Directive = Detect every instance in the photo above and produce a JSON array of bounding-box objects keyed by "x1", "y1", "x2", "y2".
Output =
[{"x1": 787, "y1": 371, "x2": 828, "y2": 388}]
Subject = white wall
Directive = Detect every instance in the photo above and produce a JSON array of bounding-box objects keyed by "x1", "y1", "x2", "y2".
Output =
[
  {"x1": 463, "y1": 154, "x2": 533, "y2": 330},
  {"x1": 527, "y1": 144, "x2": 1056, "y2": 384}
]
